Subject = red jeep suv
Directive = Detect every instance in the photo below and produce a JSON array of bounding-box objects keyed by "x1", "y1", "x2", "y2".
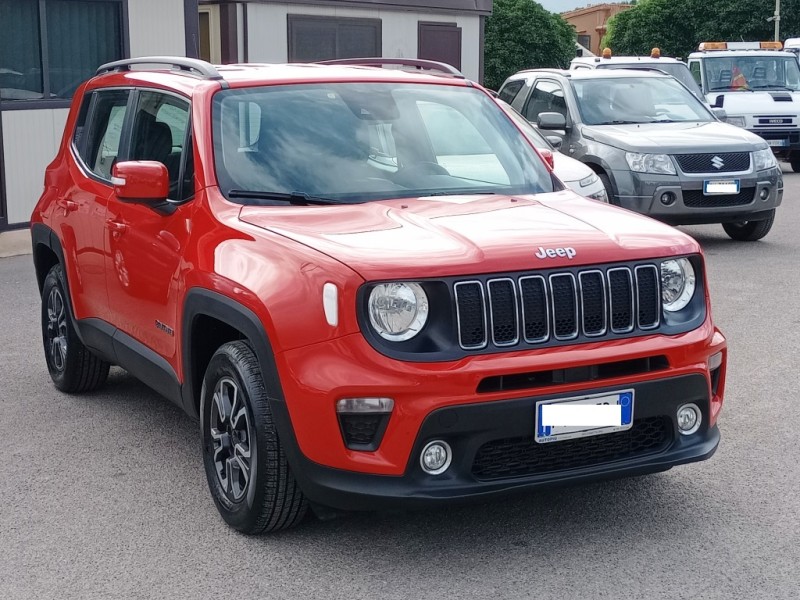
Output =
[{"x1": 31, "y1": 57, "x2": 727, "y2": 533}]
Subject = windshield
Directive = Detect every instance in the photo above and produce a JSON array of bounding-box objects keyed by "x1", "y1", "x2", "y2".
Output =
[
  {"x1": 496, "y1": 100, "x2": 551, "y2": 149},
  {"x1": 703, "y1": 55, "x2": 800, "y2": 91},
  {"x1": 598, "y1": 62, "x2": 704, "y2": 99},
  {"x1": 212, "y1": 83, "x2": 553, "y2": 204},
  {"x1": 571, "y1": 77, "x2": 714, "y2": 125}
]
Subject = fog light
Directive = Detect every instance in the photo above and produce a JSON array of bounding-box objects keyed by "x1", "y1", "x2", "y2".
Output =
[
  {"x1": 676, "y1": 403, "x2": 702, "y2": 435},
  {"x1": 420, "y1": 440, "x2": 452, "y2": 475},
  {"x1": 760, "y1": 188, "x2": 770, "y2": 200},
  {"x1": 660, "y1": 191, "x2": 676, "y2": 206}
]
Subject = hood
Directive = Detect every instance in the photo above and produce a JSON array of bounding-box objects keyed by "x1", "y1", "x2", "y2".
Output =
[
  {"x1": 581, "y1": 120, "x2": 762, "y2": 153},
  {"x1": 705, "y1": 90, "x2": 800, "y2": 117},
  {"x1": 238, "y1": 192, "x2": 699, "y2": 281},
  {"x1": 552, "y1": 153, "x2": 595, "y2": 183}
]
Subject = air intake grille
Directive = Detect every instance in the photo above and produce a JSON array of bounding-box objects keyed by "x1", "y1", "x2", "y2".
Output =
[
  {"x1": 454, "y1": 262, "x2": 662, "y2": 351},
  {"x1": 683, "y1": 187, "x2": 755, "y2": 208},
  {"x1": 472, "y1": 416, "x2": 672, "y2": 480},
  {"x1": 674, "y1": 152, "x2": 750, "y2": 173}
]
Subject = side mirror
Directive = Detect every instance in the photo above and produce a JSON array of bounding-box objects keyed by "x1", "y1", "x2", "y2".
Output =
[
  {"x1": 545, "y1": 135, "x2": 563, "y2": 151},
  {"x1": 538, "y1": 148, "x2": 555, "y2": 170},
  {"x1": 537, "y1": 112, "x2": 568, "y2": 130},
  {"x1": 711, "y1": 107, "x2": 727, "y2": 120},
  {"x1": 111, "y1": 161, "x2": 169, "y2": 204}
]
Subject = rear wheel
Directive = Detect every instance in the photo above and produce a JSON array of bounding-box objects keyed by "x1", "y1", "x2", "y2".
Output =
[
  {"x1": 201, "y1": 341, "x2": 307, "y2": 534},
  {"x1": 722, "y1": 209, "x2": 776, "y2": 241},
  {"x1": 41, "y1": 264, "x2": 110, "y2": 392}
]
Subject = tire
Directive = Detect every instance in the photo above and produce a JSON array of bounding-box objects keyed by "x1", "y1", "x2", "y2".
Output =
[
  {"x1": 598, "y1": 173, "x2": 617, "y2": 205},
  {"x1": 790, "y1": 155, "x2": 800, "y2": 173},
  {"x1": 41, "y1": 264, "x2": 110, "y2": 393},
  {"x1": 200, "y1": 341, "x2": 307, "y2": 534},
  {"x1": 722, "y1": 209, "x2": 776, "y2": 241}
]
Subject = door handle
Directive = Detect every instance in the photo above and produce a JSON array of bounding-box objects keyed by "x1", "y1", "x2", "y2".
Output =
[
  {"x1": 106, "y1": 220, "x2": 128, "y2": 238},
  {"x1": 56, "y1": 198, "x2": 78, "y2": 213}
]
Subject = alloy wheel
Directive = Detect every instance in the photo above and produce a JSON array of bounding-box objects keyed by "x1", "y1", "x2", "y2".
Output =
[
  {"x1": 209, "y1": 377, "x2": 253, "y2": 502},
  {"x1": 46, "y1": 287, "x2": 68, "y2": 372}
]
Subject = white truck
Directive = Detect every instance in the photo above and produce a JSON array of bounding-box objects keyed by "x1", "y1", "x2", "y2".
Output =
[{"x1": 687, "y1": 41, "x2": 800, "y2": 171}]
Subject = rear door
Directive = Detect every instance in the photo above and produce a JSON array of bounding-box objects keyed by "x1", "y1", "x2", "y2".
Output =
[{"x1": 58, "y1": 88, "x2": 131, "y2": 322}]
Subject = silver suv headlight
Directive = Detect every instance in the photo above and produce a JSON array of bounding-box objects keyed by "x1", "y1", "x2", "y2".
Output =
[
  {"x1": 579, "y1": 173, "x2": 599, "y2": 187},
  {"x1": 661, "y1": 258, "x2": 696, "y2": 312},
  {"x1": 625, "y1": 152, "x2": 676, "y2": 175},
  {"x1": 726, "y1": 116, "x2": 746, "y2": 128},
  {"x1": 753, "y1": 147, "x2": 777, "y2": 171},
  {"x1": 368, "y1": 282, "x2": 429, "y2": 341}
]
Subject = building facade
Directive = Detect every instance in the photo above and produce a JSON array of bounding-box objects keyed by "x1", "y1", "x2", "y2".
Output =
[
  {"x1": 0, "y1": 0, "x2": 491, "y2": 231},
  {"x1": 561, "y1": 3, "x2": 632, "y2": 56}
]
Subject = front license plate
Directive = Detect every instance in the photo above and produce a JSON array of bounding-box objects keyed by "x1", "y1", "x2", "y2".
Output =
[
  {"x1": 535, "y1": 389, "x2": 634, "y2": 444},
  {"x1": 767, "y1": 139, "x2": 789, "y2": 147},
  {"x1": 704, "y1": 179, "x2": 740, "y2": 195}
]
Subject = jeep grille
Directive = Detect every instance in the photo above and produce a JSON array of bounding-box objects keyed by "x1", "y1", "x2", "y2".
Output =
[{"x1": 454, "y1": 264, "x2": 660, "y2": 351}]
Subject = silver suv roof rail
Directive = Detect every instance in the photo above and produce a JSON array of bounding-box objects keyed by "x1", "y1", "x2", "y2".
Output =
[
  {"x1": 318, "y1": 58, "x2": 465, "y2": 79},
  {"x1": 95, "y1": 56, "x2": 224, "y2": 81}
]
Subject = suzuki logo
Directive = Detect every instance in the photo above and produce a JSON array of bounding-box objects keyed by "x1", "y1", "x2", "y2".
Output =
[{"x1": 711, "y1": 156, "x2": 725, "y2": 169}]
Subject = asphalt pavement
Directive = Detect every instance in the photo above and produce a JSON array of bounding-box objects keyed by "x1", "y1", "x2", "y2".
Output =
[{"x1": 1, "y1": 172, "x2": 799, "y2": 599}]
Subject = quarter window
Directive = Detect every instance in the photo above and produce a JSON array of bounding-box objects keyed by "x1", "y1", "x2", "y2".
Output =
[
  {"x1": 0, "y1": 0, "x2": 124, "y2": 102},
  {"x1": 498, "y1": 80, "x2": 524, "y2": 104}
]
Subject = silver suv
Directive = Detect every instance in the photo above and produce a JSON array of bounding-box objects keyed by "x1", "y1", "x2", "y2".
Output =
[{"x1": 498, "y1": 69, "x2": 783, "y2": 241}]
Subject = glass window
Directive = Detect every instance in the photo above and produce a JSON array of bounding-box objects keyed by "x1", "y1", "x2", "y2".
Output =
[
  {"x1": 523, "y1": 80, "x2": 567, "y2": 122},
  {"x1": 0, "y1": 0, "x2": 123, "y2": 102},
  {"x1": 212, "y1": 83, "x2": 554, "y2": 203},
  {"x1": 498, "y1": 80, "x2": 524, "y2": 104},
  {"x1": 689, "y1": 61, "x2": 702, "y2": 85},
  {"x1": 130, "y1": 91, "x2": 192, "y2": 200},
  {"x1": 83, "y1": 90, "x2": 130, "y2": 181},
  {"x1": 571, "y1": 77, "x2": 714, "y2": 125},
  {"x1": 288, "y1": 16, "x2": 381, "y2": 62},
  {"x1": 701, "y1": 55, "x2": 800, "y2": 92}
]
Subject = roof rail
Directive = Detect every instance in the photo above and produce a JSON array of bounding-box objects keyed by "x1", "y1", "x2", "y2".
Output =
[
  {"x1": 317, "y1": 58, "x2": 465, "y2": 78},
  {"x1": 95, "y1": 56, "x2": 224, "y2": 81}
]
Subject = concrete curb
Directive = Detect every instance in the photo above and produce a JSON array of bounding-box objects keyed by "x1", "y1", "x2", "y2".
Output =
[{"x1": 0, "y1": 229, "x2": 32, "y2": 258}]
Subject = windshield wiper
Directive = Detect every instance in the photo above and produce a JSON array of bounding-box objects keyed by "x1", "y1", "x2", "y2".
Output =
[
  {"x1": 594, "y1": 120, "x2": 646, "y2": 125},
  {"x1": 750, "y1": 85, "x2": 795, "y2": 91},
  {"x1": 227, "y1": 189, "x2": 346, "y2": 205}
]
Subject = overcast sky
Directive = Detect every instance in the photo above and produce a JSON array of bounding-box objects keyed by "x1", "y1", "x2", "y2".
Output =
[{"x1": 539, "y1": 0, "x2": 604, "y2": 13}]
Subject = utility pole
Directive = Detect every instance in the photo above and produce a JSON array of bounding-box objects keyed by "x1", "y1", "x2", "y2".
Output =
[{"x1": 774, "y1": 0, "x2": 781, "y2": 42}]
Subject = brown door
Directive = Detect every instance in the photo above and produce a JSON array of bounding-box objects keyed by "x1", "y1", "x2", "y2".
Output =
[{"x1": 418, "y1": 22, "x2": 462, "y2": 71}]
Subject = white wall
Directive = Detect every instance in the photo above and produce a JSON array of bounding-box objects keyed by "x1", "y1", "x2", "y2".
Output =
[
  {"x1": 2, "y1": 109, "x2": 69, "y2": 224},
  {"x1": 244, "y1": 3, "x2": 481, "y2": 81},
  {"x1": 127, "y1": 0, "x2": 186, "y2": 57}
]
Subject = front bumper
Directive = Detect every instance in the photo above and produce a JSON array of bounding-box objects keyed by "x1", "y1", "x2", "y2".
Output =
[
  {"x1": 273, "y1": 374, "x2": 719, "y2": 512},
  {"x1": 611, "y1": 166, "x2": 783, "y2": 225}
]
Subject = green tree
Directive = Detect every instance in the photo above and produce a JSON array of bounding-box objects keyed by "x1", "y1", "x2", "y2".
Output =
[
  {"x1": 483, "y1": 0, "x2": 576, "y2": 91},
  {"x1": 604, "y1": 0, "x2": 800, "y2": 59}
]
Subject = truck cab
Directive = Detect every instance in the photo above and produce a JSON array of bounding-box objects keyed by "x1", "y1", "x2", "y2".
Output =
[{"x1": 688, "y1": 41, "x2": 800, "y2": 170}]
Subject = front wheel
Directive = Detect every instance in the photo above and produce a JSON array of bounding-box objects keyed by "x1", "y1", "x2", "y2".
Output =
[
  {"x1": 722, "y1": 209, "x2": 776, "y2": 241},
  {"x1": 41, "y1": 264, "x2": 110, "y2": 392},
  {"x1": 598, "y1": 173, "x2": 617, "y2": 206},
  {"x1": 201, "y1": 341, "x2": 307, "y2": 534},
  {"x1": 790, "y1": 155, "x2": 800, "y2": 173}
]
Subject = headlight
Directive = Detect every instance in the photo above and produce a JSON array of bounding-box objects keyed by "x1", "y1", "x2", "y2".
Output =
[
  {"x1": 625, "y1": 152, "x2": 676, "y2": 175},
  {"x1": 579, "y1": 173, "x2": 598, "y2": 187},
  {"x1": 753, "y1": 147, "x2": 777, "y2": 171},
  {"x1": 587, "y1": 188, "x2": 608, "y2": 202},
  {"x1": 726, "y1": 116, "x2": 746, "y2": 128},
  {"x1": 661, "y1": 258, "x2": 696, "y2": 312},
  {"x1": 368, "y1": 282, "x2": 429, "y2": 341}
]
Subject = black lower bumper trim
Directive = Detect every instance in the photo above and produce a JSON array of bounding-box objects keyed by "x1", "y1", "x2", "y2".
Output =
[{"x1": 272, "y1": 373, "x2": 719, "y2": 512}]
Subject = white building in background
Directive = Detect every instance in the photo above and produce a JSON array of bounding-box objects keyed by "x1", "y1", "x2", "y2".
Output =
[{"x1": 0, "y1": 0, "x2": 491, "y2": 231}]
